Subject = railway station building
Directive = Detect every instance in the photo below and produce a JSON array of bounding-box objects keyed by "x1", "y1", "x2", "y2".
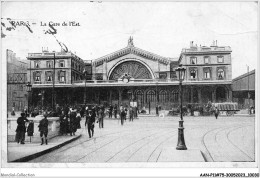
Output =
[{"x1": 27, "y1": 38, "x2": 233, "y2": 111}]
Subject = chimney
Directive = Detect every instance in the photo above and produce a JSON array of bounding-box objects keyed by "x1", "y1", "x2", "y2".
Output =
[{"x1": 190, "y1": 41, "x2": 194, "y2": 47}]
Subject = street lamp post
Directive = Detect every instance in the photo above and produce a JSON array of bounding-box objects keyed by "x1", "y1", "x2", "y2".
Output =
[
  {"x1": 26, "y1": 82, "x2": 32, "y2": 116},
  {"x1": 175, "y1": 64, "x2": 187, "y2": 150}
]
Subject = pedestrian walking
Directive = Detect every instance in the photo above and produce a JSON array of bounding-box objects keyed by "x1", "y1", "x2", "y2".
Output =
[
  {"x1": 129, "y1": 107, "x2": 134, "y2": 121},
  {"x1": 69, "y1": 108, "x2": 77, "y2": 136},
  {"x1": 108, "y1": 105, "x2": 113, "y2": 118},
  {"x1": 120, "y1": 108, "x2": 126, "y2": 125},
  {"x1": 76, "y1": 112, "x2": 82, "y2": 129},
  {"x1": 133, "y1": 106, "x2": 138, "y2": 119},
  {"x1": 11, "y1": 107, "x2": 15, "y2": 116},
  {"x1": 214, "y1": 107, "x2": 220, "y2": 119},
  {"x1": 156, "y1": 105, "x2": 159, "y2": 116},
  {"x1": 38, "y1": 114, "x2": 49, "y2": 145},
  {"x1": 80, "y1": 106, "x2": 85, "y2": 118},
  {"x1": 15, "y1": 113, "x2": 29, "y2": 144},
  {"x1": 113, "y1": 104, "x2": 117, "y2": 119},
  {"x1": 85, "y1": 110, "x2": 95, "y2": 138},
  {"x1": 97, "y1": 107, "x2": 104, "y2": 128},
  {"x1": 60, "y1": 112, "x2": 68, "y2": 135}
]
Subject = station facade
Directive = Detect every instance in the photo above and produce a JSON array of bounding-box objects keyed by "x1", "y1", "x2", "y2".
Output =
[{"x1": 28, "y1": 38, "x2": 233, "y2": 111}]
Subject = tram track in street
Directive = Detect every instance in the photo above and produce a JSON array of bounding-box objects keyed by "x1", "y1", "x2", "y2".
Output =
[
  {"x1": 201, "y1": 124, "x2": 254, "y2": 162},
  {"x1": 75, "y1": 128, "x2": 167, "y2": 162}
]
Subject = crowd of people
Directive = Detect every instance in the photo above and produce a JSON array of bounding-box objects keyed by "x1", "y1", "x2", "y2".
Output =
[{"x1": 15, "y1": 103, "x2": 140, "y2": 144}]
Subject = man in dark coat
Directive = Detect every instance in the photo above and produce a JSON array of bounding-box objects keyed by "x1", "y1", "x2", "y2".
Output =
[
  {"x1": 70, "y1": 109, "x2": 77, "y2": 136},
  {"x1": 108, "y1": 105, "x2": 113, "y2": 118},
  {"x1": 38, "y1": 115, "x2": 49, "y2": 145},
  {"x1": 214, "y1": 107, "x2": 220, "y2": 119},
  {"x1": 129, "y1": 107, "x2": 134, "y2": 121},
  {"x1": 113, "y1": 104, "x2": 117, "y2": 119},
  {"x1": 80, "y1": 106, "x2": 85, "y2": 118},
  {"x1": 97, "y1": 107, "x2": 104, "y2": 128},
  {"x1": 59, "y1": 111, "x2": 67, "y2": 135},
  {"x1": 120, "y1": 108, "x2": 126, "y2": 126},
  {"x1": 156, "y1": 105, "x2": 159, "y2": 116},
  {"x1": 85, "y1": 110, "x2": 95, "y2": 138},
  {"x1": 15, "y1": 113, "x2": 29, "y2": 144}
]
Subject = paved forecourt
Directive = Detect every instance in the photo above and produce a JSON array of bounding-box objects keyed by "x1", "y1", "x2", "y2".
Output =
[{"x1": 28, "y1": 115, "x2": 255, "y2": 163}]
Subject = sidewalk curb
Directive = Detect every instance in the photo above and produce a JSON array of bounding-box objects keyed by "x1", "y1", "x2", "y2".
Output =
[{"x1": 11, "y1": 134, "x2": 82, "y2": 162}]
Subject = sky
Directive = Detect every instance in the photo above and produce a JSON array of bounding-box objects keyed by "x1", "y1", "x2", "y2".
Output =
[{"x1": 1, "y1": 1, "x2": 258, "y2": 78}]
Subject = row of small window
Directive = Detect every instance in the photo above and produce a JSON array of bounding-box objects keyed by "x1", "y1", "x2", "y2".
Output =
[
  {"x1": 33, "y1": 71, "x2": 66, "y2": 82},
  {"x1": 190, "y1": 56, "x2": 224, "y2": 65},
  {"x1": 190, "y1": 68, "x2": 225, "y2": 79},
  {"x1": 34, "y1": 60, "x2": 65, "y2": 68},
  {"x1": 135, "y1": 90, "x2": 179, "y2": 102}
]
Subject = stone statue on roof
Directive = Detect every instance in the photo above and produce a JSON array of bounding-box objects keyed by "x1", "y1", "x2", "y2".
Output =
[{"x1": 128, "y1": 36, "x2": 134, "y2": 46}]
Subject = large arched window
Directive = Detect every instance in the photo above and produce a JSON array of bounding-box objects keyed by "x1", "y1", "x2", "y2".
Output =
[
  {"x1": 146, "y1": 90, "x2": 156, "y2": 102},
  {"x1": 159, "y1": 90, "x2": 168, "y2": 102},
  {"x1": 171, "y1": 89, "x2": 179, "y2": 102},
  {"x1": 109, "y1": 61, "x2": 152, "y2": 80}
]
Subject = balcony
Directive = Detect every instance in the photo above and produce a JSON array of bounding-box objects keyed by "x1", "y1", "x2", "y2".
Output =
[
  {"x1": 181, "y1": 46, "x2": 232, "y2": 53},
  {"x1": 72, "y1": 78, "x2": 179, "y2": 84}
]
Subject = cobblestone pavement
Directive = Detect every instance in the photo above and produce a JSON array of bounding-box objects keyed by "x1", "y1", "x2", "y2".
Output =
[{"x1": 29, "y1": 116, "x2": 255, "y2": 162}]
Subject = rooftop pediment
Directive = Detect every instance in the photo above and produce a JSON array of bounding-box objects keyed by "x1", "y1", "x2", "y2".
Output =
[{"x1": 93, "y1": 37, "x2": 170, "y2": 67}]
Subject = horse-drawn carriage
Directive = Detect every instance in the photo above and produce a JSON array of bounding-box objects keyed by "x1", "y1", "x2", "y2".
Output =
[{"x1": 212, "y1": 102, "x2": 239, "y2": 116}]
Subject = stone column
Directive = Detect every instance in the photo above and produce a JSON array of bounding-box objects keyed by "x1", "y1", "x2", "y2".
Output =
[
  {"x1": 131, "y1": 90, "x2": 134, "y2": 101},
  {"x1": 212, "y1": 87, "x2": 216, "y2": 103},
  {"x1": 118, "y1": 88, "x2": 122, "y2": 106},
  {"x1": 198, "y1": 87, "x2": 202, "y2": 104},
  {"x1": 97, "y1": 90, "x2": 100, "y2": 104},
  {"x1": 109, "y1": 90, "x2": 112, "y2": 105},
  {"x1": 190, "y1": 86, "x2": 194, "y2": 103},
  {"x1": 228, "y1": 90, "x2": 233, "y2": 102}
]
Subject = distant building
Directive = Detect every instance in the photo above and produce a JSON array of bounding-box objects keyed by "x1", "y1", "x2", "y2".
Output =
[
  {"x1": 7, "y1": 49, "x2": 28, "y2": 112},
  {"x1": 27, "y1": 48, "x2": 85, "y2": 108},
  {"x1": 179, "y1": 40, "x2": 233, "y2": 104},
  {"x1": 232, "y1": 69, "x2": 255, "y2": 109}
]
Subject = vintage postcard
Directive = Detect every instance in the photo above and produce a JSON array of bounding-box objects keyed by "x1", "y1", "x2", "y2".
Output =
[{"x1": 1, "y1": 1, "x2": 259, "y2": 177}]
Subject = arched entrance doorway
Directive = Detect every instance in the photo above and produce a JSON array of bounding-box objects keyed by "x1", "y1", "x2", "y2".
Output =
[
  {"x1": 216, "y1": 86, "x2": 227, "y2": 102},
  {"x1": 201, "y1": 87, "x2": 212, "y2": 103},
  {"x1": 109, "y1": 61, "x2": 153, "y2": 80}
]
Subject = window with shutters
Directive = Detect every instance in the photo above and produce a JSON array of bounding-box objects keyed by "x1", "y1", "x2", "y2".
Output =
[
  {"x1": 217, "y1": 56, "x2": 224, "y2": 63},
  {"x1": 190, "y1": 57, "x2": 197, "y2": 64},
  {"x1": 59, "y1": 71, "x2": 66, "y2": 82},
  {"x1": 190, "y1": 69, "x2": 197, "y2": 79},
  {"x1": 34, "y1": 61, "x2": 40, "y2": 68},
  {"x1": 45, "y1": 71, "x2": 53, "y2": 82},
  {"x1": 217, "y1": 68, "x2": 225, "y2": 79},
  {"x1": 46, "y1": 61, "x2": 53, "y2": 68},
  {"x1": 204, "y1": 56, "x2": 210, "y2": 64},
  {"x1": 34, "y1": 71, "x2": 41, "y2": 83},
  {"x1": 59, "y1": 60, "x2": 65, "y2": 67},
  {"x1": 203, "y1": 68, "x2": 211, "y2": 79}
]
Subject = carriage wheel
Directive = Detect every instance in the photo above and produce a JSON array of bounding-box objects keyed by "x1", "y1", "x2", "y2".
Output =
[{"x1": 226, "y1": 111, "x2": 232, "y2": 116}]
